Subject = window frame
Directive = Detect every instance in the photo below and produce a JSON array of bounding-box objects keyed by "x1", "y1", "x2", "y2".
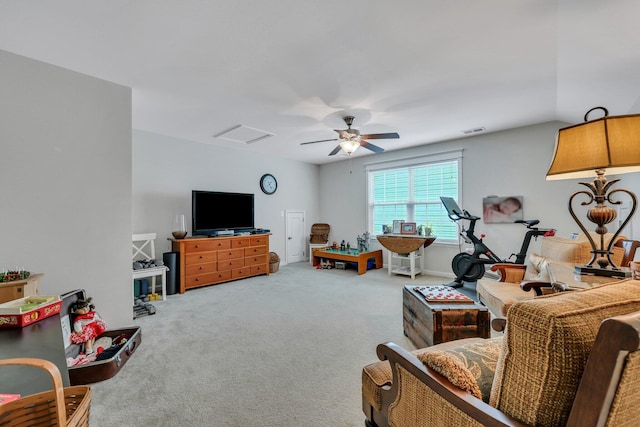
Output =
[{"x1": 365, "y1": 149, "x2": 463, "y2": 245}]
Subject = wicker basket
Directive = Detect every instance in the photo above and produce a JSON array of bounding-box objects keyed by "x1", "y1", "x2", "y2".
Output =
[
  {"x1": 309, "y1": 223, "x2": 330, "y2": 244},
  {"x1": 0, "y1": 358, "x2": 91, "y2": 427},
  {"x1": 269, "y1": 252, "x2": 280, "y2": 273}
]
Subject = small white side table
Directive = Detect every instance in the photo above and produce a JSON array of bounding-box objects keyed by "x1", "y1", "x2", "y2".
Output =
[
  {"x1": 388, "y1": 248, "x2": 424, "y2": 279},
  {"x1": 376, "y1": 235, "x2": 437, "y2": 280}
]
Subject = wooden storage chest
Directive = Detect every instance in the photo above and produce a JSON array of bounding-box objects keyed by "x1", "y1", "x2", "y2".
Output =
[{"x1": 402, "y1": 285, "x2": 490, "y2": 348}]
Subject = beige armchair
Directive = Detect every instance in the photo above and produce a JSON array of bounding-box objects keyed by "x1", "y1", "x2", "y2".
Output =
[
  {"x1": 476, "y1": 232, "x2": 638, "y2": 317},
  {"x1": 362, "y1": 279, "x2": 640, "y2": 427}
]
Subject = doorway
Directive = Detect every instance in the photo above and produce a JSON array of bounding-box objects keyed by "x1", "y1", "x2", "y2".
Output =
[{"x1": 285, "y1": 210, "x2": 306, "y2": 264}]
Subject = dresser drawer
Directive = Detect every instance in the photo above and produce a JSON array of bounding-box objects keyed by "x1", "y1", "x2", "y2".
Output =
[
  {"x1": 245, "y1": 255, "x2": 266, "y2": 266},
  {"x1": 217, "y1": 248, "x2": 244, "y2": 260},
  {"x1": 251, "y1": 264, "x2": 268, "y2": 275},
  {"x1": 211, "y1": 270, "x2": 232, "y2": 283},
  {"x1": 185, "y1": 252, "x2": 217, "y2": 265},
  {"x1": 217, "y1": 258, "x2": 244, "y2": 271},
  {"x1": 232, "y1": 267, "x2": 251, "y2": 279},
  {"x1": 184, "y1": 240, "x2": 228, "y2": 252},
  {"x1": 185, "y1": 262, "x2": 217, "y2": 276},
  {"x1": 250, "y1": 236, "x2": 268, "y2": 247},
  {"x1": 185, "y1": 272, "x2": 219, "y2": 289},
  {"x1": 245, "y1": 246, "x2": 267, "y2": 256},
  {"x1": 231, "y1": 238, "x2": 251, "y2": 249}
]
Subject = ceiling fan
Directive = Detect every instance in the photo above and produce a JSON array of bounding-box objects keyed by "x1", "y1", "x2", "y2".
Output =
[{"x1": 300, "y1": 116, "x2": 400, "y2": 156}]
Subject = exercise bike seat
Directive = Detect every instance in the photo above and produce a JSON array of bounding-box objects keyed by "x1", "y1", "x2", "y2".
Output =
[{"x1": 515, "y1": 219, "x2": 539, "y2": 227}]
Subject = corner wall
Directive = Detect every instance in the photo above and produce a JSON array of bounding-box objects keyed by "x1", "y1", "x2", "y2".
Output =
[
  {"x1": 0, "y1": 50, "x2": 133, "y2": 327},
  {"x1": 132, "y1": 130, "x2": 320, "y2": 263}
]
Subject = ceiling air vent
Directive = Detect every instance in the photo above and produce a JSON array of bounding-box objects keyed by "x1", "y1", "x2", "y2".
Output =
[
  {"x1": 462, "y1": 127, "x2": 486, "y2": 135},
  {"x1": 214, "y1": 125, "x2": 275, "y2": 144}
]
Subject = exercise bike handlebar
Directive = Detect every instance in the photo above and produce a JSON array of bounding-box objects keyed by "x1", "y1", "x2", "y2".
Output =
[
  {"x1": 514, "y1": 219, "x2": 539, "y2": 228},
  {"x1": 447, "y1": 209, "x2": 480, "y2": 222},
  {"x1": 452, "y1": 214, "x2": 551, "y2": 232}
]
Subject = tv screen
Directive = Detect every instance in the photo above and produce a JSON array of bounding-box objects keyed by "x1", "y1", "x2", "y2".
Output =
[{"x1": 192, "y1": 191, "x2": 255, "y2": 236}]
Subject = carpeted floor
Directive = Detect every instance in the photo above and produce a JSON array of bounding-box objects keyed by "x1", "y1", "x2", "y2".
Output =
[{"x1": 89, "y1": 262, "x2": 475, "y2": 426}]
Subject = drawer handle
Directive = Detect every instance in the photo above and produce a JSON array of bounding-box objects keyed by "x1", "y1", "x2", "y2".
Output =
[
  {"x1": 199, "y1": 266, "x2": 204, "y2": 270},
  {"x1": 199, "y1": 255, "x2": 204, "y2": 259},
  {"x1": 195, "y1": 244, "x2": 200, "y2": 248},
  {"x1": 195, "y1": 278, "x2": 200, "y2": 282}
]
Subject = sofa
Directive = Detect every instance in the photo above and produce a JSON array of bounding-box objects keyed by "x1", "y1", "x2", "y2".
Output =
[
  {"x1": 362, "y1": 278, "x2": 640, "y2": 426},
  {"x1": 476, "y1": 232, "x2": 639, "y2": 317}
]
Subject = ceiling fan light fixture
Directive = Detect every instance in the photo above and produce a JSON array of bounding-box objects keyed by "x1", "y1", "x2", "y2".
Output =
[
  {"x1": 300, "y1": 115, "x2": 399, "y2": 156},
  {"x1": 340, "y1": 139, "x2": 360, "y2": 154}
]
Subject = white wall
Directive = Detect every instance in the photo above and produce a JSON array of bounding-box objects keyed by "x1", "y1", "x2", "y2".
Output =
[
  {"x1": 0, "y1": 50, "x2": 133, "y2": 326},
  {"x1": 132, "y1": 130, "x2": 320, "y2": 262},
  {"x1": 318, "y1": 121, "x2": 640, "y2": 277}
]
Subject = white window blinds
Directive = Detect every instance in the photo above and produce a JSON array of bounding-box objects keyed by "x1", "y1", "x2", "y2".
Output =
[{"x1": 366, "y1": 151, "x2": 462, "y2": 242}]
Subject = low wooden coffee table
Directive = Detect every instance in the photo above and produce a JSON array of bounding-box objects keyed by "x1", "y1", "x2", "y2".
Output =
[
  {"x1": 403, "y1": 285, "x2": 490, "y2": 348},
  {"x1": 312, "y1": 248, "x2": 383, "y2": 275}
]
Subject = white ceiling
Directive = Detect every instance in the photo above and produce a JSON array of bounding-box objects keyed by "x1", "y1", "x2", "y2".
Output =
[{"x1": 2, "y1": 1, "x2": 640, "y2": 165}]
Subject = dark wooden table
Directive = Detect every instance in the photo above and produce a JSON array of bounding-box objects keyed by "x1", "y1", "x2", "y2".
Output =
[
  {"x1": 0, "y1": 314, "x2": 70, "y2": 396},
  {"x1": 403, "y1": 285, "x2": 490, "y2": 348}
]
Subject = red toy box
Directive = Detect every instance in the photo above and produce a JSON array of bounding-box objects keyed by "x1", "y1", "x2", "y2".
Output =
[{"x1": 0, "y1": 296, "x2": 62, "y2": 328}]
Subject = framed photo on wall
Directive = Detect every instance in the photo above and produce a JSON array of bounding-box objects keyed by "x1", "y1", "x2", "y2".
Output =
[
  {"x1": 400, "y1": 222, "x2": 417, "y2": 234},
  {"x1": 393, "y1": 220, "x2": 402, "y2": 234},
  {"x1": 482, "y1": 195, "x2": 523, "y2": 223}
]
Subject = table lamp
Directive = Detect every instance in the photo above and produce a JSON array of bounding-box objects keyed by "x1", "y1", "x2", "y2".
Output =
[{"x1": 546, "y1": 107, "x2": 640, "y2": 277}]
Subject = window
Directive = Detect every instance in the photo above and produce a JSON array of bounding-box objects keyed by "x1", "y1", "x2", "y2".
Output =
[{"x1": 366, "y1": 150, "x2": 462, "y2": 242}]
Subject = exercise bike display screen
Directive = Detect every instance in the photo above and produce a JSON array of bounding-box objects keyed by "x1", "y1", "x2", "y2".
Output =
[{"x1": 440, "y1": 196, "x2": 463, "y2": 218}]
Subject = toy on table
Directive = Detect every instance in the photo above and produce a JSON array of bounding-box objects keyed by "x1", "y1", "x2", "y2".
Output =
[{"x1": 70, "y1": 297, "x2": 107, "y2": 354}]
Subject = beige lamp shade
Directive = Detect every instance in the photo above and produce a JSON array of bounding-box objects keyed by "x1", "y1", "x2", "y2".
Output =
[{"x1": 546, "y1": 113, "x2": 640, "y2": 180}]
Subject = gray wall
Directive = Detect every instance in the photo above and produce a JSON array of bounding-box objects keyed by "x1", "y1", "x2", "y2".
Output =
[
  {"x1": 0, "y1": 50, "x2": 133, "y2": 327},
  {"x1": 132, "y1": 130, "x2": 320, "y2": 261},
  {"x1": 318, "y1": 122, "x2": 640, "y2": 277}
]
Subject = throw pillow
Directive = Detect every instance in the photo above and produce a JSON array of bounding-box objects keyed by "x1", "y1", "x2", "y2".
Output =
[
  {"x1": 523, "y1": 253, "x2": 550, "y2": 282},
  {"x1": 417, "y1": 337, "x2": 502, "y2": 403}
]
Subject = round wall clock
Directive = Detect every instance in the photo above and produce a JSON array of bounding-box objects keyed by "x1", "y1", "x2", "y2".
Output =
[{"x1": 260, "y1": 173, "x2": 278, "y2": 195}]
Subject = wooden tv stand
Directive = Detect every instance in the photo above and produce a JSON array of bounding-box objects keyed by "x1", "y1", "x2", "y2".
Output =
[{"x1": 171, "y1": 234, "x2": 270, "y2": 293}]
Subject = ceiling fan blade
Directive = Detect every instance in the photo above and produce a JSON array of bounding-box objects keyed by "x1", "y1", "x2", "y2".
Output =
[
  {"x1": 328, "y1": 145, "x2": 342, "y2": 156},
  {"x1": 300, "y1": 138, "x2": 339, "y2": 145},
  {"x1": 360, "y1": 132, "x2": 400, "y2": 140},
  {"x1": 360, "y1": 140, "x2": 384, "y2": 153}
]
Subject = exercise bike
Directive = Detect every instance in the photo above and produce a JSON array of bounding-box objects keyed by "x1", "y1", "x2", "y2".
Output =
[{"x1": 440, "y1": 197, "x2": 555, "y2": 288}]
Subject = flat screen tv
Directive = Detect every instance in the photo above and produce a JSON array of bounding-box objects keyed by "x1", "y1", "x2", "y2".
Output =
[{"x1": 192, "y1": 190, "x2": 255, "y2": 236}]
